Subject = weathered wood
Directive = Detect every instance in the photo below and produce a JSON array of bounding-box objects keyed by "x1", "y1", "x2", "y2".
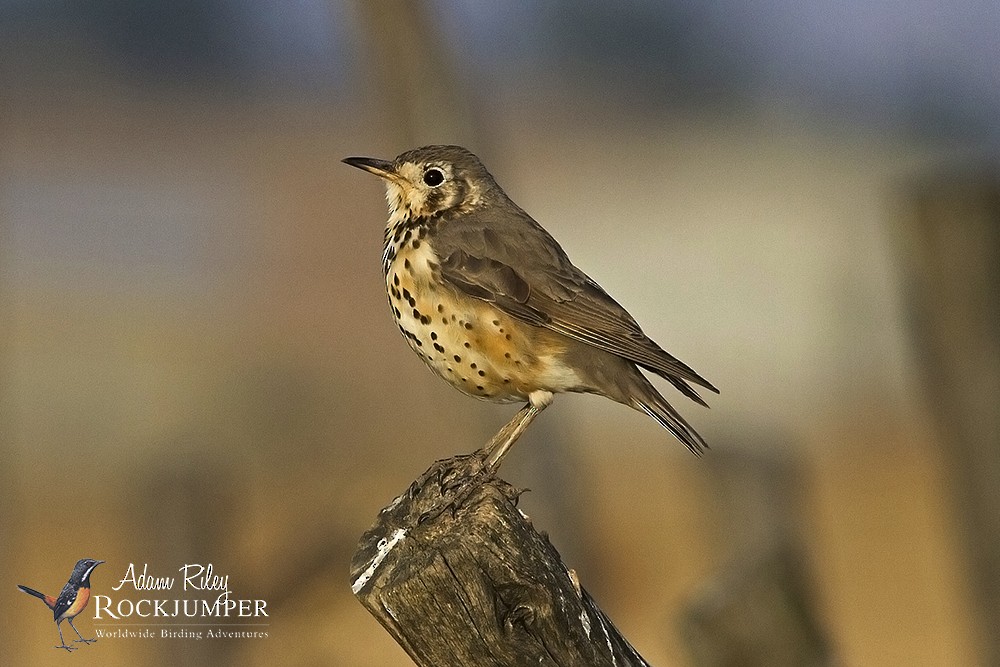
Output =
[{"x1": 350, "y1": 449, "x2": 651, "y2": 667}]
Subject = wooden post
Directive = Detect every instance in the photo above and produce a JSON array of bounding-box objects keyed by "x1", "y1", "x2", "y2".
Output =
[
  {"x1": 350, "y1": 450, "x2": 652, "y2": 667},
  {"x1": 896, "y1": 173, "x2": 1000, "y2": 665}
]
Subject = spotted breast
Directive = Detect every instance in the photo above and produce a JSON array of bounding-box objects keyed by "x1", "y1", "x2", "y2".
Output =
[{"x1": 383, "y1": 219, "x2": 584, "y2": 403}]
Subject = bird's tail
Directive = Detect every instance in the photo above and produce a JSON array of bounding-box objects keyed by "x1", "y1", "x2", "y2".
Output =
[
  {"x1": 17, "y1": 584, "x2": 56, "y2": 608},
  {"x1": 628, "y1": 373, "x2": 708, "y2": 456},
  {"x1": 17, "y1": 584, "x2": 45, "y2": 599}
]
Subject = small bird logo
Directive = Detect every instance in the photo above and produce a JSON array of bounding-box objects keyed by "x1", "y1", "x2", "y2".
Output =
[
  {"x1": 344, "y1": 145, "x2": 717, "y2": 466},
  {"x1": 18, "y1": 558, "x2": 104, "y2": 652}
]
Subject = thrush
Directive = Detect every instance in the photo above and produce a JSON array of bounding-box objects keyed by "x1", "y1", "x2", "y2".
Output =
[{"x1": 343, "y1": 145, "x2": 717, "y2": 467}]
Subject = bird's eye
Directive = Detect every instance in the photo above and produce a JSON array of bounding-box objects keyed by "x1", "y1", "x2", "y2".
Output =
[{"x1": 423, "y1": 168, "x2": 444, "y2": 187}]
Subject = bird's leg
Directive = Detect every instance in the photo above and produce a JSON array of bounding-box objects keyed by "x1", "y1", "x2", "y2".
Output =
[
  {"x1": 484, "y1": 391, "x2": 552, "y2": 470},
  {"x1": 484, "y1": 404, "x2": 543, "y2": 469},
  {"x1": 55, "y1": 622, "x2": 76, "y2": 651},
  {"x1": 69, "y1": 618, "x2": 97, "y2": 644}
]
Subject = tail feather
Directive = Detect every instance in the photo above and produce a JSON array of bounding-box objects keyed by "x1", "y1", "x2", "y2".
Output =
[
  {"x1": 629, "y1": 375, "x2": 709, "y2": 455},
  {"x1": 17, "y1": 585, "x2": 56, "y2": 608}
]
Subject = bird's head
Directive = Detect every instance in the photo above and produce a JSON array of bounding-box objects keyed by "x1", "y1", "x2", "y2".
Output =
[
  {"x1": 71, "y1": 559, "x2": 105, "y2": 584},
  {"x1": 343, "y1": 145, "x2": 500, "y2": 223}
]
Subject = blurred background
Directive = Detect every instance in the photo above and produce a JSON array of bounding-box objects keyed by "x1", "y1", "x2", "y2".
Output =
[{"x1": 3, "y1": 1, "x2": 998, "y2": 665}]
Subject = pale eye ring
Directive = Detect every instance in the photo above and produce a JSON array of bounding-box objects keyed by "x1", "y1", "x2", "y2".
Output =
[{"x1": 423, "y1": 168, "x2": 444, "y2": 187}]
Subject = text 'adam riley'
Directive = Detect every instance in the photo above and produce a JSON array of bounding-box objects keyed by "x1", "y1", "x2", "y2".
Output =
[{"x1": 93, "y1": 563, "x2": 268, "y2": 620}]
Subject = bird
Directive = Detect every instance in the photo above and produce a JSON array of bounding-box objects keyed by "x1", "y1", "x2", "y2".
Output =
[
  {"x1": 343, "y1": 145, "x2": 717, "y2": 467},
  {"x1": 18, "y1": 558, "x2": 104, "y2": 651}
]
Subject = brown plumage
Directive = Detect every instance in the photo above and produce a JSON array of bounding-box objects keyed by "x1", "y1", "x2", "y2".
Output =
[{"x1": 344, "y1": 145, "x2": 717, "y2": 462}]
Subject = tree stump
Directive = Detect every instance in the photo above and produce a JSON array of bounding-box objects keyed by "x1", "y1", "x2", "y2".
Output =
[{"x1": 350, "y1": 449, "x2": 652, "y2": 667}]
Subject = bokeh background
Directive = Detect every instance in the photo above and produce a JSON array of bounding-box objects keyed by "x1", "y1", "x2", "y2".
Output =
[{"x1": 3, "y1": 2, "x2": 999, "y2": 665}]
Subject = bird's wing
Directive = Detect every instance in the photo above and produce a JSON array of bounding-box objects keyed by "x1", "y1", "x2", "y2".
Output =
[
  {"x1": 432, "y1": 207, "x2": 717, "y2": 396},
  {"x1": 434, "y1": 249, "x2": 550, "y2": 327},
  {"x1": 52, "y1": 582, "x2": 78, "y2": 620}
]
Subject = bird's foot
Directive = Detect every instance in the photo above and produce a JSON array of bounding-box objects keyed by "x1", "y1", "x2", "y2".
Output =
[
  {"x1": 73, "y1": 637, "x2": 97, "y2": 644},
  {"x1": 54, "y1": 643, "x2": 76, "y2": 652}
]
